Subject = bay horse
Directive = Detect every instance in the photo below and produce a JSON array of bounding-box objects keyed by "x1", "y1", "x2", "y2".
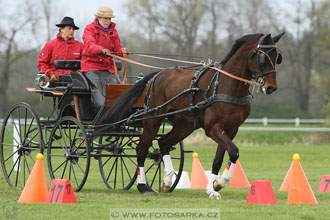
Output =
[{"x1": 98, "y1": 32, "x2": 285, "y2": 199}]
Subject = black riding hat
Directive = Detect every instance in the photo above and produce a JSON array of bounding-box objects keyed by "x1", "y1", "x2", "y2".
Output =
[{"x1": 56, "y1": 17, "x2": 79, "y2": 30}]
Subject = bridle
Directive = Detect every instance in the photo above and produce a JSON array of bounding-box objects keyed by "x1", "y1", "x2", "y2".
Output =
[{"x1": 249, "y1": 35, "x2": 282, "y2": 84}]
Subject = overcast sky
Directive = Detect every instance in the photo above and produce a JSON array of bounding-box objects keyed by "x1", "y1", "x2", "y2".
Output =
[{"x1": 59, "y1": 0, "x2": 126, "y2": 26}]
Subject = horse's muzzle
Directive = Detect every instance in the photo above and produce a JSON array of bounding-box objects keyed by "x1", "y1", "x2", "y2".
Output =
[{"x1": 265, "y1": 85, "x2": 277, "y2": 94}]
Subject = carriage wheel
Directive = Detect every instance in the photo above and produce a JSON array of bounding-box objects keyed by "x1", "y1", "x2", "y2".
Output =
[
  {"x1": 98, "y1": 122, "x2": 184, "y2": 192},
  {"x1": 97, "y1": 128, "x2": 141, "y2": 190},
  {"x1": 0, "y1": 102, "x2": 44, "y2": 188},
  {"x1": 47, "y1": 116, "x2": 90, "y2": 192}
]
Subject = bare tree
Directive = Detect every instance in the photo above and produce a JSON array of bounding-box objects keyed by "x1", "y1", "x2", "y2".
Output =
[
  {"x1": 0, "y1": 24, "x2": 33, "y2": 116},
  {"x1": 126, "y1": 0, "x2": 206, "y2": 56},
  {"x1": 0, "y1": 0, "x2": 41, "y2": 116}
]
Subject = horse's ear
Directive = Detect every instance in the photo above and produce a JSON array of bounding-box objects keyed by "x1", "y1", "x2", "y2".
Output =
[
  {"x1": 273, "y1": 32, "x2": 285, "y2": 43},
  {"x1": 259, "y1": 33, "x2": 271, "y2": 45}
]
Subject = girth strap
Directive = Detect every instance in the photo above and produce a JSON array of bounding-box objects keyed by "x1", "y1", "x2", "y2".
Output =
[{"x1": 212, "y1": 94, "x2": 253, "y2": 106}]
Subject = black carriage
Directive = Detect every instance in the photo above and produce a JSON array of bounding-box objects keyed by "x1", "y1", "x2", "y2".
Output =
[{"x1": 0, "y1": 60, "x2": 187, "y2": 192}]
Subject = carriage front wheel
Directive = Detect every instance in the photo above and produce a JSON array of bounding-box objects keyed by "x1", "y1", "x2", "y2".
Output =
[
  {"x1": 0, "y1": 102, "x2": 44, "y2": 188},
  {"x1": 47, "y1": 116, "x2": 90, "y2": 192}
]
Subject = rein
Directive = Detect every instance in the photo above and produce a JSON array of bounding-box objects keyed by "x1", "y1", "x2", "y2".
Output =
[{"x1": 105, "y1": 52, "x2": 261, "y2": 87}]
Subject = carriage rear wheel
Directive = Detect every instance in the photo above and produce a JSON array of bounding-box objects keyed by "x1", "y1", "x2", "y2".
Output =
[
  {"x1": 97, "y1": 133, "x2": 140, "y2": 190},
  {"x1": 97, "y1": 122, "x2": 184, "y2": 192},
  {"x1": 0, "y1": 102, "x2": 44, "y2": 188},
  {"x1": 47, "y1": 116, "x2": 90, "y2": 192}
]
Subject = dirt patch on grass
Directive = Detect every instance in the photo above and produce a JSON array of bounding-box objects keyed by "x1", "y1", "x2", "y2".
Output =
[{"x1": 183, "y1": 133, "x2": 215, "y2": 145}]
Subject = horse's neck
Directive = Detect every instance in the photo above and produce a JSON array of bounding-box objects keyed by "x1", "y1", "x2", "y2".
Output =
[{"x1": 218, "y1": 56, "x2": 251, "y2": 96}]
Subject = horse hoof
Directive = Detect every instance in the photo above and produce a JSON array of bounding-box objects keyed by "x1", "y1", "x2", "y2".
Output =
[
  {"x1": 137, "y1": 184, "x2": 153, "y2": 195},
  {"x1": 209, "y1": 192, "x2": 221, "y2": 200},
  {"x1": 160, "y1": 181, "x2": 171, "y2": 193},
  {"x1": 213, "y1": 178, "x2": 227, "y2": 191},
  {"x1": 213, "y1": 183, "x2": 223, "y2": 192}
]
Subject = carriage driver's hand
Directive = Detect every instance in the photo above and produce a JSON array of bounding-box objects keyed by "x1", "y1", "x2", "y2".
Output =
[
  {"x1": 48, "y1": 73, "x2": 60, "y2": 82},
  {"x1": 101, "y1": 49, "x2": 111, "y2": 56},
  {"x1": 121, "y1": 47, "x2": 129, "y2": 55}
]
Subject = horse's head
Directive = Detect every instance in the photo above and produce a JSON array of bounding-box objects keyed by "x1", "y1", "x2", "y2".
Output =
[{"x1": 248, "y1": 32, "x2": 285, "y2": 94}]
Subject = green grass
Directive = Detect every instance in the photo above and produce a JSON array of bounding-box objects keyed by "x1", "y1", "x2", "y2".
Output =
[{"x1": 1, "y1": 130, "x2": 330, "y2": 219}]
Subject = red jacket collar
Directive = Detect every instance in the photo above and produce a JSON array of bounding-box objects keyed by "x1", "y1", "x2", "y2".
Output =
[{"x1": 93, "y1": 18, "x2": 116, "y2": 32}]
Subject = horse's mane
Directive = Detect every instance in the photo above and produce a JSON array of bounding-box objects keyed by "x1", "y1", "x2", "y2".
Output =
[{"x1": 220, "y1": 33, "x2": 264, "y2": 65}]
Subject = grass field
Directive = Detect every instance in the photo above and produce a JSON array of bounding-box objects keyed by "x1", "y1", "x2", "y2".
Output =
[{"x1": 0, "y1": 129, "x2": 330, "y2": 220}]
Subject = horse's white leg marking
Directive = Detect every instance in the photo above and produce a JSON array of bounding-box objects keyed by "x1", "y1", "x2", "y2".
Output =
[
  {"x1": 161, "y1": 155, "x2": 174, "y2": 192},
  {"x1": 206, "y1": 173, "x2": 221, "y2": 200},
  {"x1": 214, "y1": 161, "x2": 236, "y2": 191}
]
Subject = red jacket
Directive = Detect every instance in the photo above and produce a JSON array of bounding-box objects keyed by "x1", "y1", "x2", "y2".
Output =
[
  {"x1": 81, "y1": 19, "x2": 123, "y2": 73},
  {"x1": 38, "y1": 33, "x2": 84, "y2": 75}
]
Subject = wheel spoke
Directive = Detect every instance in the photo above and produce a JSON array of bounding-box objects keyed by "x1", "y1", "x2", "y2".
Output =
[
  {"x1": 7, "y1": 156, "x2": 20, "y2": 179},
  {"x1": 106, "y1": 157, "x2": 117, "y2": 182},
  {"x1": 74, "y1": 159, "x2": 86, "y2": 175},
  {"x1": 24, "y1": 132, "x2": 40, "y2": 148},
  {"x1": 15, "y1": 156, "x2": 21, "y2": 187},
  {"x1": 23, "y1": 117, "x2": 35, "y2": 142},
  {"x1": 114, "y1": 157, "x2": 118, "y2": 189},
  {"x1": 58, "y1": 125, "x2": 68, "y2": 152},
  {"x1": 61, "y1": 159, "x2": 69, "y2": 179},
  {"x1": 23, "y1": 153, "x2": 26, "y2": 186},
  {"x1": 70, "y1": 161, "x2": 79, "y2": 189},
  {"x1": 121, "y1": 157, "x2": 133, "y2": 180},
  {"x1": 26, "y1": 152, "x2": 35, "y2": 164},
  {"x1": 5, "y1": 125, "x2": 20, "y2": 146},
  {"x1": 24, "y1": 153, "x2": 31, "y2": 174},
  {"x1": 52, "y1": 133, "x2": 69, "y2": 154},
  {"x1": 150, "y1": 165, "x2": 160, "y2": 187},
  {"x1": 124, "y1": 151, "x2": 137, "y2": 165},
  {"x1": 9, "y1": 114, "x2": 22, "y2": 143},
  {"x1": 101, "y1": 157, "x2": 112, "y2": 169},
  {"x1": 3, "y1": 149, "x2": 19, "y2": 163},
  {"x1": 52, "y1": 159, "x2": 68, "y2": 174}
]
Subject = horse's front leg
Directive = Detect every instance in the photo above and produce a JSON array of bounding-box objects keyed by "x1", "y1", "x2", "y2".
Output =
[
  {"x1": 206, "y1": 144, "x2": 226, "y2": 200},
  {"x1": 206, "y1": 128, "x2": 239, "y2": 199}
]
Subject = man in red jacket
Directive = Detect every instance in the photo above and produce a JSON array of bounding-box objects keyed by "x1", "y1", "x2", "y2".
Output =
[
  {"x1": 81, "y1": 6, "x2": 128, "y2": 112},
  {"x1": 38, "y1": 17, "x2": 84, "y2": 82}
]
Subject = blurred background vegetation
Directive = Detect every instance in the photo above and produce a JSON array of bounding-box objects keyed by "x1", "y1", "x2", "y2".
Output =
[{"x1": 0, "y1": 0, "x2": 330, "y2": 120}]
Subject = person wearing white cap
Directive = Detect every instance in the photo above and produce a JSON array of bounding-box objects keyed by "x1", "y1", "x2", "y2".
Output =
[{"x1": 81, "y1": 6, "x2": 129, "y2": 113}]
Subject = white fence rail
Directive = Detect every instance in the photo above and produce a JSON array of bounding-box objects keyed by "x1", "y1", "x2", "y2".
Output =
[
  {"x1": 0, "y1": 118, "x2": 329, "y2": 132},
  {"x1": 244, "y1": 118, "x2": 325, "y2": 126}
]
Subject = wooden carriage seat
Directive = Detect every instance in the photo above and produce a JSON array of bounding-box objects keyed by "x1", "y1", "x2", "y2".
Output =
[{"x1": 105, "y1": 84, "x2": 147, "y2": 108}]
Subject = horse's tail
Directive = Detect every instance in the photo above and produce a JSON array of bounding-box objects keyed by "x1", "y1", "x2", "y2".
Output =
[{"x1": 96, "y1": 71, "x2": 160, "y2": 124}]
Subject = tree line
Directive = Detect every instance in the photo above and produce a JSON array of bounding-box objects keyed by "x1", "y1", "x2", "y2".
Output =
[{"x1": 0, "y1": 0, "x2": 329, "y2": 121}]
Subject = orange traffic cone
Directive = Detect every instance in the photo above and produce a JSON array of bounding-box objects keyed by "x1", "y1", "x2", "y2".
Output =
[
  {"x1": 230, "y1": 160, "x2": 250, "y2": 188},
  {"x1": 281, "y1": 154, "x2": 318, "y2": 204},
  {"x1": 190, "y1": 153, "x2": 208, "y2": 189},
  {"x1": 18, "y1": 153, "x2": 48, "y2": 203}
]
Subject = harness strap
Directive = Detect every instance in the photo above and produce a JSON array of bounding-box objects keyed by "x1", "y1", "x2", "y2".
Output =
[
  {"x1": 204, "y1": 94, "x2": 253, "y2": 107},
  {"x1": 189, "y1": 65, "x2": 212, "y2": 129}
]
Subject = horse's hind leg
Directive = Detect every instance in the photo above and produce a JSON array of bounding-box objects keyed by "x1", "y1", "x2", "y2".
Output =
[
  {"x1": 158, "y1": 119, "x2": 194, "y2": 192},
  {"x1": 136, "y1": 118, "x2": 163, "y2": 194}
]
